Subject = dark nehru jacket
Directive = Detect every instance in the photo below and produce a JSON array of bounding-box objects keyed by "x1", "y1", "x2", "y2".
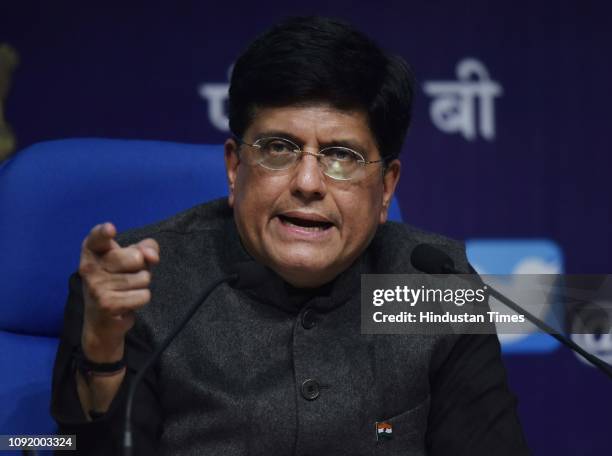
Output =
[{"x1": 51, "y1": 198, "x2": 529, "y2": 455}]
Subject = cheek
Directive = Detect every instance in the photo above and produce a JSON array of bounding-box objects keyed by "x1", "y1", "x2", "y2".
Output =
[
  {"x1": 336, "y1": 185, "x2": 383, "y2": 244},
  {"x1": 233, "y1": 167, "x2": 287, "y2": 223}
]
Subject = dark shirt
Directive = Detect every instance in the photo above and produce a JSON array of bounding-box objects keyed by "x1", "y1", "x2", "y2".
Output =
[{"x1": 51, "y1": 198, "x2": 529, "y2": 455}]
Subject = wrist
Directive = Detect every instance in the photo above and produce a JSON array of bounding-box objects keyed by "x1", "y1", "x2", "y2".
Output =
[
  {"x1": 81, "y1": 325, "x2": 125, "y2": 363},
  {"x1": 74, "y1": 344, "x2": 126, "y2": 383}
]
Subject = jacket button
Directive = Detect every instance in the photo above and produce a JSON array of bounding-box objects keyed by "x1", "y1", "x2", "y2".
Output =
[
  {"x1": 301, "y1": 379, "x2": 320, "y2": 400},
  {"x1": 301, "y1": 308, "x2": 318, "y2": 329}
]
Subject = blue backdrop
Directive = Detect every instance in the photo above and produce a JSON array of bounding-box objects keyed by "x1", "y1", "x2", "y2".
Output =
[{"x1": 2, "y1": 1, "x2": 611, "y2": 454}]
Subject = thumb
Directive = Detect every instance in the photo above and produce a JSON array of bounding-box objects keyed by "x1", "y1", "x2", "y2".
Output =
[{"x1": 136, "y1": 238, "x2": 160, "y2": 265}]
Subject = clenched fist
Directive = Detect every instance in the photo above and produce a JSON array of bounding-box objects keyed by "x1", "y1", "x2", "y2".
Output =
[{"x1": 78, "y1": 222, "x2": 159, "y2": 363}]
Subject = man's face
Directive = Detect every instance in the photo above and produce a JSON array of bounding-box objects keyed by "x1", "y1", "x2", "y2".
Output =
[{"x1": 225, "y1": 103, "x2": 400, "y2": 288}]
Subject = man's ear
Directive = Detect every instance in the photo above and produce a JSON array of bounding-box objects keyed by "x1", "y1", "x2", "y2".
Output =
[
  {"x1": 224, "y1": 138, "x2": 240, "y2": 207},
  {"x1": 379, "y1": 159, "x2": 401, "y2": 224}
]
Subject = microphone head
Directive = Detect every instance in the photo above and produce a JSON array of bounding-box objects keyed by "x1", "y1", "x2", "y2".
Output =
[
  {"x1": 228, "y1": 261, "x2": 272, "y2": 289},
  {"x1": 410, "y1": 244, "x2": 457, "y2": 274}
]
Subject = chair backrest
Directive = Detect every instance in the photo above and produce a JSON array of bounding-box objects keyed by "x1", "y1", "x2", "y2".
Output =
[
  {"x1": 0, "y1": 139, "x2": 228, "y2": 434},
  {"x1": 0, "y1": 138, "x2": 402, "y2": 434}
]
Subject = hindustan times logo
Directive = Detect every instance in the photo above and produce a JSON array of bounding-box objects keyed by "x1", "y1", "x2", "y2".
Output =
[
  {"x1": 571, "y1": 333, "x2": 612, "y2": 366},
  {"x1": 570, "y1": 299, "x2": 612, "y2": 367}
]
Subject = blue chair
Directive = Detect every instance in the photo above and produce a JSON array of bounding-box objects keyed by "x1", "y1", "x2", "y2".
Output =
[{"x1": 0, "y1": 138, "x2": 402, "y2": 436}]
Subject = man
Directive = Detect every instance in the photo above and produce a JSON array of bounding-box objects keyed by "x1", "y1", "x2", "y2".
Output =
[{"x1": 51, "y1": 16, "x2": 529, "y2": 455}]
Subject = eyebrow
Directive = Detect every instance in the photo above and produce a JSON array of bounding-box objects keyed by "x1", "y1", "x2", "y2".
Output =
[{"x1": 253, "y1": 130, "x2": 370, "y2": 157}]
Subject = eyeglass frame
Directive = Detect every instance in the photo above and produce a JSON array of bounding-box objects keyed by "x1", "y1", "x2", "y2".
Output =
[{"x1": 233, "y1": 135, "x2": 387, "y2": 181}]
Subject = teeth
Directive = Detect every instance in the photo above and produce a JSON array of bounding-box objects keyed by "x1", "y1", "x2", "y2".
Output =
[{"x1": 280, "y1": 216, "x2": 331, "y2": 230}]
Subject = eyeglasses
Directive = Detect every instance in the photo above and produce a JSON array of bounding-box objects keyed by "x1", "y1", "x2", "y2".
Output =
[{"x1": 235, "y1": 136, "x2": 385, "y2": 181}]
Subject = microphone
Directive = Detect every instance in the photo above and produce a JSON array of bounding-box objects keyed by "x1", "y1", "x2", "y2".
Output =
[
  {"x1": 122, "y1": 261, "x2": 270, "y2": 455},
  {"x1": 411, "y1": 244, "x2": 612, "y2": 380},
  {"x1": 411, "y1": 244, "x2": 457, "y2": 274}
]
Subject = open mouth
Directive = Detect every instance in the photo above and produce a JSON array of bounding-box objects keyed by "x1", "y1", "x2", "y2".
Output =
[{"x1": 278, "y1": 214, "x2": 334, "y2": 231}]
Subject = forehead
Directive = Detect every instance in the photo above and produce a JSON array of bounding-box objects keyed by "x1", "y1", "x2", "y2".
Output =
[{"x1": 245, "y1": 103, "x2": 378, "y2": 151}]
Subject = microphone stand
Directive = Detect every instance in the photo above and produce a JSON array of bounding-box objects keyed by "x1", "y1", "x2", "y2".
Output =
[
  {"x1": 444, "y1": 264, "x2": 612, "y2": 380},
  {"x1": 123, "y1": 273, "x2": 237, "y2": 456}
]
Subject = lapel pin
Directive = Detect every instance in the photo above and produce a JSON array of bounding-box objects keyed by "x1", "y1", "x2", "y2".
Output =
[{"x1": 376, "y1": 421, "x2": 393, "y2": 441}]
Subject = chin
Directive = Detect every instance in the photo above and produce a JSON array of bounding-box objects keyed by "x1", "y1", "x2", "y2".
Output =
[{"x1": 270, "y1": 251, "x2": 338, "y2": 288}]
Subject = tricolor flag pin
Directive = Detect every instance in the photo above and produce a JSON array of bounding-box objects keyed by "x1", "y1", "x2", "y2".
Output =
[{"x1": 376, "y1": 421, "x2": 393, "y2": 441}]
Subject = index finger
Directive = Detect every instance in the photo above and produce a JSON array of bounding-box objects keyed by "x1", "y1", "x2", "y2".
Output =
[{"x1": 84, "y1": 222, "x2": 118, "y2": 254}]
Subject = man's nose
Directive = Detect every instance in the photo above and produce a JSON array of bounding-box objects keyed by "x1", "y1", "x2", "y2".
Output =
[{"x1": 290, "y1": 152, "x2": 327, "y2": 199}]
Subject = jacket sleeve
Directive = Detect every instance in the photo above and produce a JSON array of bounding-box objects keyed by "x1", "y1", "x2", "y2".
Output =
[{"x1": 51, "y1": 273, "x2": 163, "y2": 455}]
